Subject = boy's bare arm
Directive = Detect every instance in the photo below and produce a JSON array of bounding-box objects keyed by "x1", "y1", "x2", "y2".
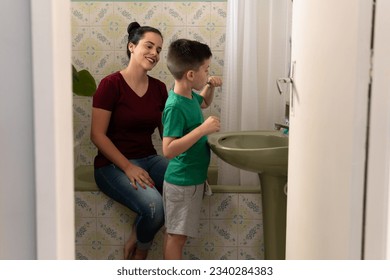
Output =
[
  {"x1": 200, "y1": 76, "x2": 222, "y2": 108},
  {"x1": 162, "y1": 116, "x2": 220, "y2": 159}
]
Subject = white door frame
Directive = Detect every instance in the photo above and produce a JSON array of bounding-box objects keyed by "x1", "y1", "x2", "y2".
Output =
[
  {"x1": 364, "y1": 0, "x2": 390, "y2": 259},
  {"x1": 31, "y1": 0, "x2": 74, "y2": 259}
]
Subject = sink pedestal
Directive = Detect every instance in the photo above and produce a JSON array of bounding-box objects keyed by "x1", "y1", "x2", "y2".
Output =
[
  {"x1": 207, "y1": 130, "x2": 288, "y2": 260},
  {"x1": 259, "y1": 173, "x2": 287, "y2": 260}
]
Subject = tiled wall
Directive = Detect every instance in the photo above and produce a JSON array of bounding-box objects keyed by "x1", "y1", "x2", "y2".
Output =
[
  {"x1": 75, "y1": 190, "x2": 264, "y2": 260},
  {"x1": 72, "y1": 1, "x2": 225, "y2": 167},
  {"x1": 72, "y1": 1, "x2": 264, "y2": 260}
]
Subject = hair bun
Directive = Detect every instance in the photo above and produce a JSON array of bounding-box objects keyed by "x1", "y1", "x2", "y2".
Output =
[{"x1": 127, "y1": 22, "x2": 141, "y2": 35}]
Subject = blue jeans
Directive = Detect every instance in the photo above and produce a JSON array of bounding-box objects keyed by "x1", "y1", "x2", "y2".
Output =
[{"x1": 94, "y1": 155, "x2": 168, "y2": 250}]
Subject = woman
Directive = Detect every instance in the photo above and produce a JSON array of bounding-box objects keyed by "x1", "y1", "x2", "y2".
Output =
[{"x1": 91, "y1": 22, "x2": 168, "y2": 260}]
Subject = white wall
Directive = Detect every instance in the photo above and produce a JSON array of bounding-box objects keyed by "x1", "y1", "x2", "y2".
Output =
[
  {"x1": 0, "y1": 0, "x2": 74, "y2": 259},
  {"x1": 0, "y1": 0, "x2": 37, "y2": 259},
  {"x1": 286, "y1": 0, "x2": 372, "y2": 259}
]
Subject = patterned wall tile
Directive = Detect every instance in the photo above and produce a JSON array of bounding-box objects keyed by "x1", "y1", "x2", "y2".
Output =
[
  {"x1": 71, "y1": 3, "x2": 90, "y2": 26},
  {"x1": 75, "y1": 217, "x2": 96, "y2": 245},
  {"x1": 113, "y1": 3, "x2": 137, "y2": 25},
  {"x1": 75, "y1": 191, "x2": 97, "y2": 218},
  {"x1": 74, "y1": 144, "x2": 80, "y2": 167},
  {"x1": 210, "y1": 50, "x2": 224, "y2": 75},
  {"x1": 76, "y1": 245, "x2": 96, "y2": 260},
  {"x1": 209, "y1": 219, "x2": 237, "y2": 247},
  {"x1": 72, "y1": 51, "x2": 90, "y2": 72},
  {"x1": 210, "y1": 26, "x2": 226, "y2": 51},
  {"x1": 78, "y1": 144, "x2": 97, "y2": 165},
  {"x1": 114, "y1": 2, "x2": 163, "y2": 27},
  {"x1": 210, "y1": 102, "x2": 221, "y2": 118},
  {"x1": 113, "y1": 31, "x2": 128, "y2": 53},
  {"x1": 186, "y1": 2, "x2": 210, "y2": 26},
  {"x1": 183, "y1": 245, "x2": 210, "y2": 260},
  {"x1": 97, "y1": 246, "x2": 123, "y2": 260},
  {"x1": 239, "y1": 194, "x2": 263, "y2": 219},
  {"x1": 211, "y1": 2, "x2": 227, "y2": 27},
  {"x1": 114, "y1": 50, "x2": 129, "y2": 71},
  {"x1": 90, "y1": 51, "x2": 117, "y2": 76},
  {"x1": 238, "y1": 246, "x2": 264, "y2": 260},
  {"x1": 237, "y1": 220, "x2": 263, "y2": 247},
  {"x1": 162, "y1": 3, "x2": 187, "y2": 26},
  {"x1": 96, "y1": 217, "x2": 125, "y2": 245},
  {"x1": 187, "y1": 26, "x2": 211, "y2": 44},
  {"x1": 202, "y1": 107, "x2": 212, "y2": 119},
  {"x1": 90, "y1": 26, "x2": 116, "y2": 51},
  {"x1": 161, "y1": 27, "x2": 187, "y2": 50},
  {"x1": 210, "y1": 193, "x2": 239, "y2": 219},
  {"x1": 72, "y1": 26, "x2": 91, "y2": 51},
  {"x1": 185, "y1": 219, "x2": 209, "y2": 247},
  {"x1": 89, "y1": 2, "x2": 114, "y2": 25},
  {"x1": 73, "y1": 121, "x2": 90, "y2": 146},
  {"x1": 73, "y1": 96, "x2": 92, "y2": 123},
  {"x1": 209, "y1": 246, "x2": 238, "y2": 260}
]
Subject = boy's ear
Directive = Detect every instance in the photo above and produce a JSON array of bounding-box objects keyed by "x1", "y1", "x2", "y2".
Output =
[{"x1": 186, "y1": 70, "x2": 195, "y2": 81}]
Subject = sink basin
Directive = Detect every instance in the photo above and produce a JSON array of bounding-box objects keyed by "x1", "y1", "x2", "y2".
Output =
[
  {"x1": 208, "y1": 130, "x2": 289, "y2": 260},
  {"x1": 208, "y1": 130, "x2": 288, "y2": 176}
]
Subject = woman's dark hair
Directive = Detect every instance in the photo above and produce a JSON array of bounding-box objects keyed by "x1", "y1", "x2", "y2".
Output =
[{"x1": 126, "y1": 22, "x2": 163, "y2": 59}]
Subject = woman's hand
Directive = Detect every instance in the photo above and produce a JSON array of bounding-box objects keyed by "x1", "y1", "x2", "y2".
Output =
[{"x1": 124, "y1": 165, "x2": 155, "y2": 190}]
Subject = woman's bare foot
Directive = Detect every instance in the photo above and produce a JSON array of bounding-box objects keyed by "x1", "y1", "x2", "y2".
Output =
[
  {"x1": 131, "y1": 247, "x2": 148, "y2": 260},
  {"x1": 124, "y1": 224, "x2": 137, "y2": 260}
]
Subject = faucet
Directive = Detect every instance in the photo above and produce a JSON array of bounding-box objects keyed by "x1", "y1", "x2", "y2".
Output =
[
  {"x1": 274, "y1": 123, "x2": 289, "y2": 130},
  {"x1": 275, "y1": 102, "x2": 290, "y2": 135}
]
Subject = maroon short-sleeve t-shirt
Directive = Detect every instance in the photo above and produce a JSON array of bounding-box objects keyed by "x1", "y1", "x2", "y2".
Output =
[{"x1": 92, "y1": 71, "x2": 168, "y2": 168}]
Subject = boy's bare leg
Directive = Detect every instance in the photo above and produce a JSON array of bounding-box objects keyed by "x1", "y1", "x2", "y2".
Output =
[{"x1": 164, "y1": 232, "x2": 187, "y2": 260}]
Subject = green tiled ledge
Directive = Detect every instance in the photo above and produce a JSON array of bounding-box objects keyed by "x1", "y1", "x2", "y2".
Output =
[{"x1": 74, "y1": 165, "x2": 260, "y2": 193}]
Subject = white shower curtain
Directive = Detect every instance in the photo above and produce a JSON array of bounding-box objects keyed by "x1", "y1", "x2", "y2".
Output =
[{"x1": 218, "y1": 0, "x2": 288, "y2": 185}]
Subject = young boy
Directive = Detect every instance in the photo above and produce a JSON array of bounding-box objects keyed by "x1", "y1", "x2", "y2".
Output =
[{"x1": 162, "y1": 39, "x2": 222, "y2": 259}]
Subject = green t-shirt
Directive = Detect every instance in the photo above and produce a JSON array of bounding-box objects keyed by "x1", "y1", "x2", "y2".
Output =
[{"x1": 162, "y1": 90, "x2": 210, "y2": 186}]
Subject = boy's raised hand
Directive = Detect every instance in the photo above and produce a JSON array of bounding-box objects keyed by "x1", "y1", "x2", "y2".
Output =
[{"x1": 207, "y1": 76, "x2": 223, "y2": 88}]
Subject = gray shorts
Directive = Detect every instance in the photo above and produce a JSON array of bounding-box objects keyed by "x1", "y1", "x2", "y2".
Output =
[{"x1": 163, "y1": 181, "x2": 204, "y2": 238}]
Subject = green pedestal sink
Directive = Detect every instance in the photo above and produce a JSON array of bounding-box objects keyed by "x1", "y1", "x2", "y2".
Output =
[{"x1": 208, "y1": 130, "x2": 288, "y2": 260}]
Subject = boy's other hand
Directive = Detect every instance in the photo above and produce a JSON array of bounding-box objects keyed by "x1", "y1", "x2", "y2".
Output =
[{"x1": 201, "y1": 116, "x2": 220, "y2": 135}]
